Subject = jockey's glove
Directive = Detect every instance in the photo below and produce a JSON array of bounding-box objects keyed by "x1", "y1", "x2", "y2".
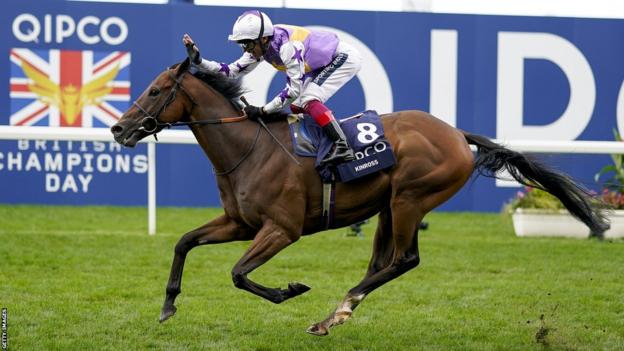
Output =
[
  {"x1": 244, "y1": 105, "x2": 266, "y2": 121},
  {"x1": 185, "y1": 43, "x2": 202, "y2": 65}
]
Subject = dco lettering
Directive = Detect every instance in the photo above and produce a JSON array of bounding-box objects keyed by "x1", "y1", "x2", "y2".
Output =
[
  {"x1": 355, "y1": 141, "x2": 387, "y2": 160},
  {"x1": 12, "y1": 13, "x2": 128, "y2": 45}
]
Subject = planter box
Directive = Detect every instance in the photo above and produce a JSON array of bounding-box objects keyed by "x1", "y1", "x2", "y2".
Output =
[
  {"x1": 604, "y1": 210, "x2": 624, "y2": 239},
  {"x1": 512, "y1": 209, "x2": 589, "y2": 238},
  {"x1": 512, "y1": 209, "x2": 624, "y2": 239}
]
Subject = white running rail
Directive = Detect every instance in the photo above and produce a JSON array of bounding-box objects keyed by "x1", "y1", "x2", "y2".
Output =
[{"x1": 0, "y1": 126, "x2": 196, "y2": 235}]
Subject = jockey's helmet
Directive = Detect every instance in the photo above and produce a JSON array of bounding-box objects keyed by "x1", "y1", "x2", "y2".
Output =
[{"x1": 228, "y1": 10, "x2": 274, "y2": 42}]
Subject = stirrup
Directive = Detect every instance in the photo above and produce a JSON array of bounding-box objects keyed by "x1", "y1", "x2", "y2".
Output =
[{"x1": 322, "y1": 144, "x2": 355, "y2": 165}]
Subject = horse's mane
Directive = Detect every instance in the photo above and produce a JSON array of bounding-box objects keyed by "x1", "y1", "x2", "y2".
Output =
[
  {"x1": 170, "y1": 61, "x2": 288, "y2": 120},
  {"x1": 192, "y1": 69, "x2": 246, "y2": 102},
  {"x1": 169, "y1": 61, "x2": 244, "y2": 102}
]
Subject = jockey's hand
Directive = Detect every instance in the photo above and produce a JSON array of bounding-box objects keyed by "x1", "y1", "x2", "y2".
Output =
[
  {"x1": 244, "y1": 105, "x2": 266, "y2": 121},
  {"x1": 183, "y1": 33, "x2": 201, "y2": 64}
]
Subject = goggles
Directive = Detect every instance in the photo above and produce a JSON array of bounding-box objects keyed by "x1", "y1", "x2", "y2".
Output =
[{"x1": 238, "y1": 40, "x2": 256, "y2": 52}]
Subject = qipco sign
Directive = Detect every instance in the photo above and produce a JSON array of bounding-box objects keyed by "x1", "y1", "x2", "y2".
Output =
[{"x1": 12, "y1": 13, "x2": 128, "y2": 45}]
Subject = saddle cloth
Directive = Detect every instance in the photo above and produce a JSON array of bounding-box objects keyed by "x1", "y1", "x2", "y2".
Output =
[{"x1": 287, "y1": 110, "x2": 396, "y2": 182}]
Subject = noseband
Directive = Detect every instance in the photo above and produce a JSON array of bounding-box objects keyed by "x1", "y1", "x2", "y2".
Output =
[{"x1": 133, "y1": 69, "x2": 248, "y2": 137}]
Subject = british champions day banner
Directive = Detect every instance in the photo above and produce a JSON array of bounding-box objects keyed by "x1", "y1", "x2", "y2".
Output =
[{"x1": 1, "y1": 0, "x2": 623, "y2": 210}]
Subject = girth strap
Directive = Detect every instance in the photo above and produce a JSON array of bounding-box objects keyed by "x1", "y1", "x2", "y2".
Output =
[{"x1": 322, "y1": 178, "x2": 336, "y2": 230}]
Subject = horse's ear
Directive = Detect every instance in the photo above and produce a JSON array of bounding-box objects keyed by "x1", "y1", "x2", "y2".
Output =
[{"x1": 176, "y1": 57, "x2": 190, "y2": 76}]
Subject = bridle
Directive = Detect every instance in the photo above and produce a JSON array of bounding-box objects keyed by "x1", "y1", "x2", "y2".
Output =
[
  {"x1": 133, "y1": 69, "x2": 248, "y2": 138},
  {"x1": 132, "y1": 68, "x2": 259, "y2": 176}
]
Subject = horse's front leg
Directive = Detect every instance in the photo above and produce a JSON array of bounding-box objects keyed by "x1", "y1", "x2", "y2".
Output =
[
  {"x1": 160, "y1": 215, "x2": 252, "y2": 323},
  {"x1": 231, "y1": 219, "x2": 310, "y2": 303}
]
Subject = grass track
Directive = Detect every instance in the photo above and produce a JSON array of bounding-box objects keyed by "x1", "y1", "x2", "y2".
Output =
[{"x1": 0, "y1": 205, "x2": 623, "y2": 350}]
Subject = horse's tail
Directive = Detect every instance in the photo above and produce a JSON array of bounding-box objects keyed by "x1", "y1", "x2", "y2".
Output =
[{"x1": 462, "y1": 131, "x2": 609, "y2": 235}]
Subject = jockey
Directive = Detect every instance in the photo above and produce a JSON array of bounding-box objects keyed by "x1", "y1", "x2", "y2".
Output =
[{"x1": 183, "y1": 10, "x2": 362, "y2": 165}]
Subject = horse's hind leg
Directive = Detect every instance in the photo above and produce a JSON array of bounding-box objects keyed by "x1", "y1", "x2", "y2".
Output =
[
  {"x1": 364, "y1": 207, "x2": 394, "y2": 278},
  {"x1": 160, "y1": 215, "x2": 252, "y2": 323},
  {"x1": 307, "y1": 198, "x2": 423, "y2": 336},
  {"x1": 230, "y1": 219, "x2": 310, "y2": 303}
]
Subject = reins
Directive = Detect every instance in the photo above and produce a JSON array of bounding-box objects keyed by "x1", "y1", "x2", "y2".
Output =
[
  {"x1": 213, "y1": 123, "x2": 262, "y2": 176},
  {"x1": 240, "y1": 97, "x2": 301, "y2": 166},
  {"x1": 135, "y1": 70, "x2": 248, "y2": 137},
  {"x1": 133, "y1": 66, "x2": 299, "y2": 176}
]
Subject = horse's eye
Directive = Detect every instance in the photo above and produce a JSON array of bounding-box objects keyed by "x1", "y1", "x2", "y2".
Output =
[{"x1": 149, "y1": 87, "x2": 160, "y2": 97}]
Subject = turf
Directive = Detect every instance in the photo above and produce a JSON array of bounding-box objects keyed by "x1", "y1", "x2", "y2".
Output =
[{"x1": 0, "y1": 205, "x2": 623, "y2": 350}]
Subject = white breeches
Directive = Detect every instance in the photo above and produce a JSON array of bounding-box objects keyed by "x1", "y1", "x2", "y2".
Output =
[{"x1": 296, "y1": 41, "x2": 362, "y2": 108}]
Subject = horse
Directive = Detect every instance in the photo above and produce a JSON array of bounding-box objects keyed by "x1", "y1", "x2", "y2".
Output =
[{"x1": 111, "y1": 58, "x2": 608, "y2": 336}]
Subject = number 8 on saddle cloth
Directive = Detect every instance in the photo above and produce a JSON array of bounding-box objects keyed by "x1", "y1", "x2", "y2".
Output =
[{"x1": 288, "y1": 110, "x2": 396, "y2": 182}]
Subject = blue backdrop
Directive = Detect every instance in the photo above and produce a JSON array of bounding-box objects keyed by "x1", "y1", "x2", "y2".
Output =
[{"x1": 1, "y1": 0, "x2": 623, "y2": 211}]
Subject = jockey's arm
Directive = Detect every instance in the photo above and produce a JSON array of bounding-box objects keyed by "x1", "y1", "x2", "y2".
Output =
[
  {"x1": 263, "y1": 41, "x2": 305, "y2": 114},
  {"x1": 195, "y1": 52, "x2": 262, "y2": 79}
]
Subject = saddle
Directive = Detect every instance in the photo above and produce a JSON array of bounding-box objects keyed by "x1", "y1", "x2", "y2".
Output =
[{"x1": 288, "y1": 110, "x2": 396, "y2": 182}]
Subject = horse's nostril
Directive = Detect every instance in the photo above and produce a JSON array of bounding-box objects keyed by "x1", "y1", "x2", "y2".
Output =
[{"x1": 111, "y1": 124, "x2": 123, "y2": 136}]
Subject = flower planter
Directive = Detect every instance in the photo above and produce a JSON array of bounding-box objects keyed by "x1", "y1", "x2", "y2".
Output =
[
  {"x1": 604, "y1": 210, "x2": 624, "y2": 239},
  {"x1": 512, "y1": 209, "x2": 624, "y2": 239},
  {"x1": 512, "y1": 209, "x2": 589, "y2": 238}
]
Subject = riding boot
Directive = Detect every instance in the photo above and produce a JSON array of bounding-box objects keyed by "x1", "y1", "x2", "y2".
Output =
[
  {"x1": 303, "y1": 100, "x2": 355, "y2": 164},
  {"x1": 322, "y1": 119, "x2": 355, "y2": 164}
]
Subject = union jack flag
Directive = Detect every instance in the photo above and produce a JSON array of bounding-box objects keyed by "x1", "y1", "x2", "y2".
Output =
[{"x1": 9, "y1": 48, "x2": 131, "y2": 128}]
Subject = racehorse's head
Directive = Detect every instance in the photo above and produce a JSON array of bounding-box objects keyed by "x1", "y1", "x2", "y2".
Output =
[{"x1": 111, "y1": 58, "x2": 192, "y2": 147}]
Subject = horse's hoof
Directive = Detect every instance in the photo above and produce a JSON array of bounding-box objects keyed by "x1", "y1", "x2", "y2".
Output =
[
  {"x1": 306, "y1": 323, "x2": 329, "y2": 336},
  {"x1": 159, "y1": 304, "x2": 177, "y2": 323},
  {"x1": 288, "y1": 282, "x2": 311, "y2": 296}
]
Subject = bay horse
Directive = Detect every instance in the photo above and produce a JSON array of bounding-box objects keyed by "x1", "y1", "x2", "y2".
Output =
[{"x1": 111, "y1": 58, "x2": 608, "y2": 336}]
